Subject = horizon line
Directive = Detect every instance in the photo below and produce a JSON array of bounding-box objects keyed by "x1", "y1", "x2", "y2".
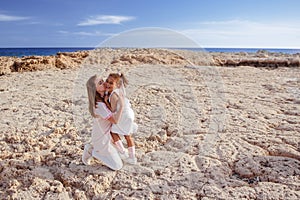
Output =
[{"x1": 0, "y1": 46, "x2": 300, "y2": 49}]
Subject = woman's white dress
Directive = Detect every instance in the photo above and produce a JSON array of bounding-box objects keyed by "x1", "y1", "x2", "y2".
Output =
[
  {"x1": 90, "y1": 102, "x2": 123, "y2": 170},
  {"x1": 109, "y1": 88, "x2": 138, "y2": 135}
]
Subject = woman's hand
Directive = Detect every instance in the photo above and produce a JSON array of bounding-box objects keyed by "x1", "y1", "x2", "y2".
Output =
[
  {"x1": 103, "y1": 93, "x2": 112, "y2": 110},
  {"x1": 104, "y1": 94, "x2": 109, "y2": 103}
]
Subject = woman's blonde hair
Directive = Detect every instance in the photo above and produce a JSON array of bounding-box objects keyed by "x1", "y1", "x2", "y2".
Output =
[{"x1": 86, "y1": 75, "x2": 103, "y2": 118}]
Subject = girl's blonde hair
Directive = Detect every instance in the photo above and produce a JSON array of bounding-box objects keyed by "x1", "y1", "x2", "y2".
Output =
[
  {"x1": 86, "y1": 75, "x2": 103, "y2": 118},
  {"x1": 108, "y1": 72, "x2": 129, "y2": 87}
]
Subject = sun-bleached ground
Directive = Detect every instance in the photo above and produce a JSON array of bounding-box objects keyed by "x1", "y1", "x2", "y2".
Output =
[{"x1": 0, "y1": 49, "x2": 299, "y2": 199}]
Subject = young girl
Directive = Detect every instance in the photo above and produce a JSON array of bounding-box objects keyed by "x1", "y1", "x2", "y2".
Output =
[{"x1": 105, "y1": 72, "x2": 138, "y2": 164}]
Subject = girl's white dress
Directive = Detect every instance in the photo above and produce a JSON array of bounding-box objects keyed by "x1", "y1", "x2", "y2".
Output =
[
  {"x1": 109, "y1": 88, "x2": 138, "y2": 135},
  {"x1": 90, "y1": 102, "x2": 123, "y2": 170}
]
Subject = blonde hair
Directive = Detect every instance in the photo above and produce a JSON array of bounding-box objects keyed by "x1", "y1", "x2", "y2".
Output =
[{"x1": 86, "y1": 75, "x2": 103, "y2": 118}]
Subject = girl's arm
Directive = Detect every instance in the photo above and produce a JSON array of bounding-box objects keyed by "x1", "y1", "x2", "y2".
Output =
[
  {"x1": 107, "y1": 93, "x2": 124, "y2": 124},
  {"x1": 109, "y1": 93, "x2": 118, "y2": 112}
]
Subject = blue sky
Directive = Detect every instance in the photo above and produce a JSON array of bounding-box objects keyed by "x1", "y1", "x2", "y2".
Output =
[{"x1": 1, "y1": 0, "x2": 299, "y2": 48}]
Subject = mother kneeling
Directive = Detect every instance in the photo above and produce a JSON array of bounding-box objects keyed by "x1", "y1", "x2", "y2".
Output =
[{"x1": 82, "y1": 75, "x2": 124, "y2": 170}]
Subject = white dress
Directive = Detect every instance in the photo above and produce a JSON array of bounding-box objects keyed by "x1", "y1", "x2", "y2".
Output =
[
  {"x1": 109, "y1": 88, "x2": 138, "y2": 135},
  {"x1": 91, "y1": 102, "x2": 123, "y2": 170}
]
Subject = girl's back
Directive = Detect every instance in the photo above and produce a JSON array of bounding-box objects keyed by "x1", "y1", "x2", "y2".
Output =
[{"x1": 109, "y1": 88, "x2": 137, "y2": 135}]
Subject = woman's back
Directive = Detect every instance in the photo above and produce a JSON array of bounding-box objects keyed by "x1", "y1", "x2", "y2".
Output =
[{"x1": 91, "y1": 102, "x2": 123, "y2": 170}]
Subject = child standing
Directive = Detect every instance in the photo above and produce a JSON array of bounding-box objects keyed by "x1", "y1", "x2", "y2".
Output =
[{"x1": 105, "y1": 72, "x2": 138, "y2": 164}]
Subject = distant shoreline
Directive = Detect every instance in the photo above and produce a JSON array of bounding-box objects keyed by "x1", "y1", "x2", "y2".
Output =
[
  {"x1": 0, "y1": 47, "x2": 299, "y2": 57},
  {"x1": 0, "y1": 48, "x2": 299, "y2": 76}
]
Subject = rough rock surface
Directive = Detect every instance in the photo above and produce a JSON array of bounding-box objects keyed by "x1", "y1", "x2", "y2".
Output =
[
  {"x1": 0, "y1": 49, "x2": 299, "y2": 199},
  {"x1": 1, "y1": 48, "x2": 299, "y2": 76}
]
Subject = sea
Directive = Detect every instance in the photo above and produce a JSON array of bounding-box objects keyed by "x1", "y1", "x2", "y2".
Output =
[{"x1": 0, "y1": 47, "x2": 299, "y2": 57}]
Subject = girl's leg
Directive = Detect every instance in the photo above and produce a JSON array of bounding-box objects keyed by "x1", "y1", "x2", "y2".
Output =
[
  {"x1": 124, "y1": 135, "x2": 137, "y2": 164},
  {"x1": 111, "y1": 132, "x2": 126, "y2": 154},
  {"x1": 124, "y1": 135, "x2": 134, "y2": 147},
  {"x1": 111, "y1": 132, "x2": 121, "y2": 143}
]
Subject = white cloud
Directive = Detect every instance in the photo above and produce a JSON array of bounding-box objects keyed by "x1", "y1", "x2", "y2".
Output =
[
  {"x1": 58, "y1": 30, "x2": 114, "y2": 37},
  {"x1": 181, "y1": 19, "x2": 300, "y2": 48},
  {"x1": 0, "y1": 14, "x2": 30, "y2": 21},
  {"x1": 199, "y1": 19, "x2": 254, "y2": 26},
  {"x1": 58, "y1": 30, "x2": 69, "y2": 34},
  {"x1": 78, "y1": 15, "x2": 135, "y2": 26},
  {"x1": 26, "y1": 21, "x2": 41, "y2": 25},
  {"x1": 99, "y1": 28, "x2": 199, "y2": 48},
  {"x1": 74, "y1": 31, "x2": 113, "y2": 36}
]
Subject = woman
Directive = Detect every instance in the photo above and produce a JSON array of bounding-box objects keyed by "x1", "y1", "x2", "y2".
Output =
[{"x1": 82, "y1": 75, "x2": 124, "y2": 170}]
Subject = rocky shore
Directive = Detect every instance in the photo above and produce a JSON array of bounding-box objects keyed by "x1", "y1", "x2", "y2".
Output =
[
  {"x1": 0, "y1": 48, "x2": 299, "y2": 199},
  {"x1": 0, "y1": 48, "x2": 299, "y2": 76}
]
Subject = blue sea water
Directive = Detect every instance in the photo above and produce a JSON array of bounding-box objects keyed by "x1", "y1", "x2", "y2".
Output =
[
  {"x1": 203, "y1": 48, "x2": 300, "y2": 54},
  {"x1": 0, "y1": 47, "x2": 94, "y2": 57},
  {"x1": 0, "y1": 47, "x2": 299, "y2": 57}
]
